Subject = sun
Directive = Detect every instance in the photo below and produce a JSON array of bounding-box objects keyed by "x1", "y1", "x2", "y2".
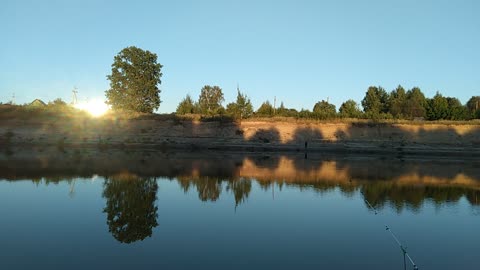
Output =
[{"x1": 75, "y1": 99, "x2": 110, "y2": 117}]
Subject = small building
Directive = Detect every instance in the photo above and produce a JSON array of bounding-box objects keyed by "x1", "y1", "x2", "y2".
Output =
[{"x1": 29, "y1": 99, "x2": 47, "y2": 107}]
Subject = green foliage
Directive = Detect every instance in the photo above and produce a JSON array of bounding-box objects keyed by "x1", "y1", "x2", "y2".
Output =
[
  {"x1": 105, "y1": 46, "x2": 162, "y2": 113},
  {"x1": 225, "y1": 89, "x2": 253, "y2": 119},
  {"x1": 388, "y1": 85, "x2": 407, "y2": 118},
  {"x1": 446, "y1": 97, "x2": 468, "y2": 120},
  {"x1": 255, "y1": 101, "x2": 274, "y2": 117},
  {"x1": 361, "y1": 86, "x2": 389, "y2": 114},
  {"x1": 198, "y1": 85, "x2": 225, "y2": 115},
  {"x1": 176, "y1": 94, "x2": 196, "y2": 115},
  {"x1": 339, "y1": 99, "x2": 362, "y2": 118},
  {"x1": 427, "y1": 92, "x2": 448, "y2": 120},
  {"x1": 273, "y1": 102, "x2": 298, "y2": 117},
  {"x1": 49, "y1": 98, "x2": 68, "y2": 107},
  {"x1": 298, "y1": 108, "x2": 313, "y2": 118},
  {"x1": 404, "y1": 87, "x2": 427, "y2": 118},
  {"x1": 312, "y1": 100, "x2": 337, "y2": 119},
  {"x1": 466, "y1": 96, "x2": 480, "y2": 119}
]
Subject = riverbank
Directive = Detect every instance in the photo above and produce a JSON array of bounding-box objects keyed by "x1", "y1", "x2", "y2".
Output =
[{"x1": 1, "y1": 115, "x2": 479, "y2": 156}]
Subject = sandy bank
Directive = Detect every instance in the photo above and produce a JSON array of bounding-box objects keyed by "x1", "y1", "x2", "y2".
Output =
[{"x1": 1, "y1": 118, "x2": 479, "y2": 156}]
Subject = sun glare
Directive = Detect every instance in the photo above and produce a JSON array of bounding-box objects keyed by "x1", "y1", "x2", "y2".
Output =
[{"x1": 75, "y1": 99, "x2": 110, "y2": 117}]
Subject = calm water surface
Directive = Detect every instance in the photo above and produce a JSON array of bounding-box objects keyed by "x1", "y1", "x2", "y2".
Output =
[{"x1": 0, "y1": 149, "x2": 479, "y2": 270}]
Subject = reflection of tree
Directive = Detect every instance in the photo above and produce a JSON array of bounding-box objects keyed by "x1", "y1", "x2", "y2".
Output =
[
  {"x1": 361, "y1": 183, "x2": 474, "y2": 212},
  {"x1": 226, "y1": 178, "x2": 252, "y2": 207},
  {"x1": 466, "y1": 190, "x2": 480, "y2": 206},
  {"x1": 196, "y1": 177, "x2": 222, "y2": 202},
  {"x1": 103, "y1": 175, "x2": 158, "y2": 244}
]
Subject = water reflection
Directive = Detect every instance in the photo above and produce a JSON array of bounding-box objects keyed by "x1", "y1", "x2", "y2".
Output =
[
  {"x1": 1, "y1": 147, "x2": 479, "y2": 244},
  {"x1": 103, "y1": 174, "x2": 158, "y2": 243}
]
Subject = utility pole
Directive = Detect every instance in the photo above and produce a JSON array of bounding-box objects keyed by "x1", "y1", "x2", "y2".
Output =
[
  {"x1": 71, "y1": 87, "x2": 78, "y2": 105},
  {"x1": 273, "y1": 96, "x2": 276, "y2": 115}
]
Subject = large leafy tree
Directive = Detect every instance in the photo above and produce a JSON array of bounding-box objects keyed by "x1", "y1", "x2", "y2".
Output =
[
  {"x1": 105, "y1": 46, "x2": 162, "y2": 113},
  {"x1": 225, "y1": 89, "x2": 253, "y2": 119},
  {"x1": 198, "y1": 85, "x2": 224, "y2": 115}
]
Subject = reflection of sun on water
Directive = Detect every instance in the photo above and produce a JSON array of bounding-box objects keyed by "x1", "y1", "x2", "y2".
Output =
[{"x1": 75, "y1": 99, "x2": 110, "y2": 117}]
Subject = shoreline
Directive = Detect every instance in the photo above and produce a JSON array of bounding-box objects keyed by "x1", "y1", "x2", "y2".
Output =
[{"x1": 1, "y1": 118, "x2": 479, "y2": 157}]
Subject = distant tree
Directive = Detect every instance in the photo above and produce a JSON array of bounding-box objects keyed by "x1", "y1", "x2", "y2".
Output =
[
  {"x1": 255, "y1": 101, "x2": 274, "y2": 117},
  {"x1": 361, "y1": 86, "x2": 389, "y2": 115},
  {"x1": 312, "y1": 100, "x2": 336, "y2": 119},
  {"x1": 427, "y1": 92, "x2": 449, "y2": 120},
  {"x1": 51, "y1": 98, "x2": 67, "y2": 106},
  {"x1": 285, "y1": 108, "x2": 299, "y2": 117},
  {"x1": 446, "y1": 97, "x2": 468, "y2": 120},
  {"x1": 105, "y1": 46, "x2": 162, "y2": 113},
  {"x1": 404, "y1": 87, "x2": 427, "y2": 118},
  {"x1": 176, "y1": 94, "x2": 196, "y2": 115},
  {"x1": 388, "y1": 85, "x2": 407, "y2": 118},
  {"x1": 276, "y1": 101, "x2": 287, "y2": 116},
  {"x1": 198, "y1": 85, "x2": 224, "y2": 115},
  {"x1": 466, "y1": 96, "x2": 480, "y2": 119},
  {"x1": 298, "y1": 108, "x2": 313, "y2": 118},
  {"x1": 226, "y1": 89, "x2": 253, "y2": 119},
  {"x1": 339, "y1": 99, "x2": 362, "y2": 118},
  {"x1": 275, "y1": 102, "x2": 298, "y2": 117}
]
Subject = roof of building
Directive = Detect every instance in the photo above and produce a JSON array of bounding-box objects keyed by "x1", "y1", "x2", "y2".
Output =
[{"x1": 29, "y1": 99, "x2": 47, "y2": 107}]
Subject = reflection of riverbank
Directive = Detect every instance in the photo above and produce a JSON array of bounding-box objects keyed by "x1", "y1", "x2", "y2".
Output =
[
  {"x1": 1, "y1": 147, "x2": 479, "y2": 209},
  {"x1": 1, "y1": 147, "x2": 479, "y2": 184}
]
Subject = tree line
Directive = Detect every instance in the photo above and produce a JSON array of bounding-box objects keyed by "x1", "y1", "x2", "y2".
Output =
[
  {"x1": 102, "y1": 46, "x2": 479, "y2": 121},
  {"x1": 176, "y1": 84, "x2": 480, "y2": 121}
]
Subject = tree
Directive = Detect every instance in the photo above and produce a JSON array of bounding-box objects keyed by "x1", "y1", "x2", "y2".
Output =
[
  {"x1": 312, "y1": 100, "x2": 336, "y2": 119},
  {"x1": 446, "y1": 97, "x2": 467, "y2": 120},
  {"x1": 466, "y1": 96, "x2": 480, "y2": 119},
  {"x1": 50, "y1": 98, "x2": 67, "y2": 106},
  {"x1": 298, "y1": 108, "x2": 313, "y2": 118},
  {"x1": 176, "y1": 94, "x2": 196, "y2": 115},
  {"x1": 404, "y1": 87, "x2": 427, "y2": 118},
  {"x1": 103, "y1": 176, "x2": 159, "y2": 244},
  {"x1": 426, "y1": 92, "x2": 449, "y2": 120},
  {"x1": 361, "y1": 86, "x2": 389, "y2": 115},
  {"x1": 339, "y1": 99, "x2": 362, "y2": 118},
  {"x1": 105, "y1": 46, "x2": 162, "y2": 113},
  {"x1": 225, "y1": 89, "x2": 253, "y2": 119},
  {"x1": 388, "y1": 85, "x2": 407, "y2": 118},
  {"x1": 198, "y1": 85, "x2": 224, "y2": 115},
  {"x1": 255, "y1": 101, "x2": 274, "y2": 117}
]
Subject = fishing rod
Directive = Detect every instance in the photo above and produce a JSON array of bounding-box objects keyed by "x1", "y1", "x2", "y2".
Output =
[{"x1": 365, "y1": 199, "x2": 419, "y2": 270}]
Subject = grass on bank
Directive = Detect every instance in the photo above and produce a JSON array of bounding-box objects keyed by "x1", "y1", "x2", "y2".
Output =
[{"x1": 1, "y1": 104, "x2": 479, "y2": 126}]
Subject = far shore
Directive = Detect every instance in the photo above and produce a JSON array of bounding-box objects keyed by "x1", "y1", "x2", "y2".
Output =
[{"x1": 1, "y1": 115, "x2": 479, "y2": 157}]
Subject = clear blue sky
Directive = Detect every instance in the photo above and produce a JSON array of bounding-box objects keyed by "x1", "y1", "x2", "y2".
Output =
[{"x1": 1, "y1": 0, "x2": 479, "y2": 113}]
